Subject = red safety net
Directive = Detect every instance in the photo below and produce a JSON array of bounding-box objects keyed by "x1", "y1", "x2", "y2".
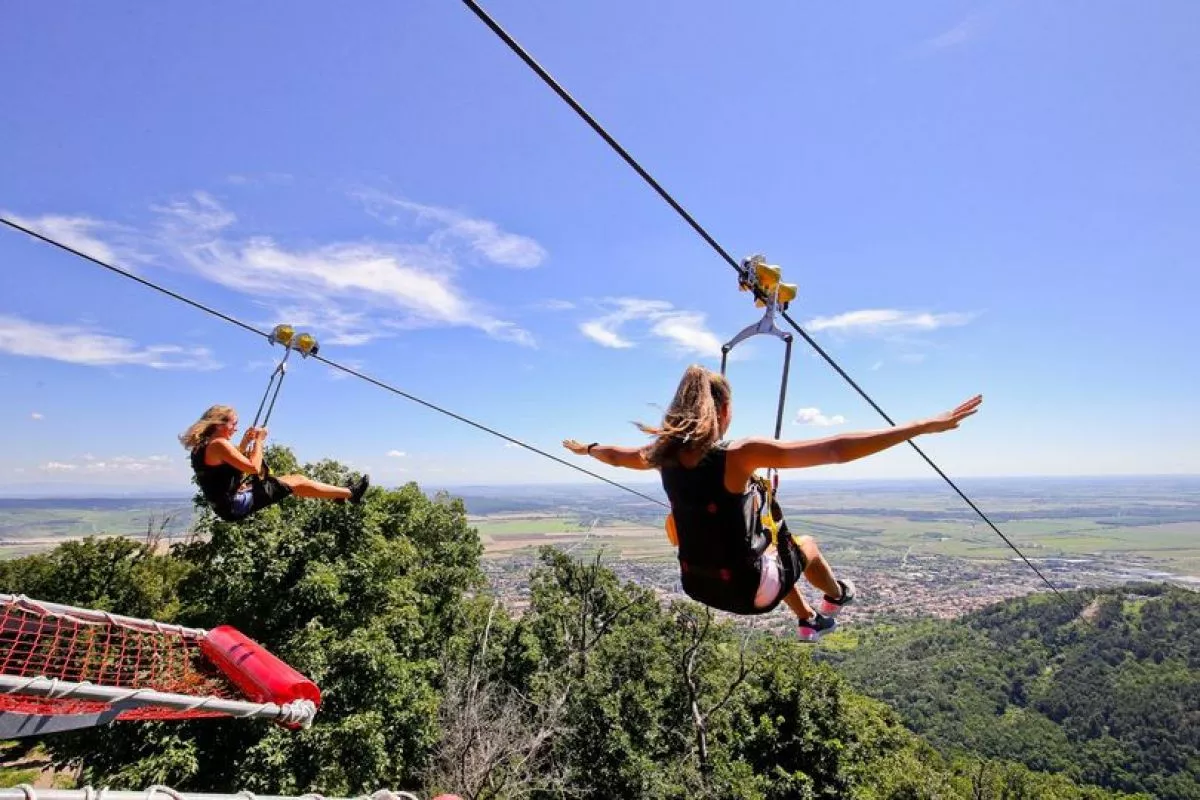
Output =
[{"x1": 0, "y1": 597, "x2": 241, "y2": 721}]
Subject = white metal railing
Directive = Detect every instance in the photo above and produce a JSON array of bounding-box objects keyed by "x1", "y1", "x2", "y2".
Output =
[
  {"x1": 0, "y1": 676, "x2": 316, "y2": 727},
  {"x1": 0, "y1": 594, "x2": 207, "y2": 639}
]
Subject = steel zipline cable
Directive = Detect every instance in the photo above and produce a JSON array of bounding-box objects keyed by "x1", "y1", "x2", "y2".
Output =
[
  {"x1": 458, "y1": 0, "x2": 1069, "y2": 604},
  {"x1": 0, "y1": 216, "x2": 668, "y2": 510}
]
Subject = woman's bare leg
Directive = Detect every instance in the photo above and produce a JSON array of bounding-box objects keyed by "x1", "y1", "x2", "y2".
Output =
[
  {"x1": 792, "y1": 535, "x2": 842, "y2": 599},
  {"x1": 782, "y1": 587, "x2": 816, "y2": 621},
  {"x1": 276, "y1": 474, "x2": 352, "y2": 500}
]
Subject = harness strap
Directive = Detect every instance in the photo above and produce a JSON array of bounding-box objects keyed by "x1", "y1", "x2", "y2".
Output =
[{"x1": 749, "y1": 473, "x2": 781, "y2": 547}]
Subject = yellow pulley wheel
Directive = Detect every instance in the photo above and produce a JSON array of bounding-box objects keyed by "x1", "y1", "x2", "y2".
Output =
[
  {"x1": 294, "y1": 332, "x2": 320, "y2": 357},
  {"x1": 755, "y1": 262, "x2": 782, "y2": 290},
  {"x1": 269, "y1": 324, "x2": 295, "y2": 348}
]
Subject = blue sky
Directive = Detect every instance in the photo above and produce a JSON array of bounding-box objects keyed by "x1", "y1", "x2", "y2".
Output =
[{"x1": 1, "y1": 0, "x2": 1197, "y2": 493}]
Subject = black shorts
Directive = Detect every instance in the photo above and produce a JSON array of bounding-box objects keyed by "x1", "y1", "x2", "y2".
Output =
[
  {"x1": 227, "y1": 476, "x2": 293, "y2": 520},
  {"x1": 678, "y1": 528, "x2": 809, "y2": 616}
]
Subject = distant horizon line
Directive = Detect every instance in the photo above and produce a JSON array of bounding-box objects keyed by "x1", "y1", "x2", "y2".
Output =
[{"x1": 1, "y1": 472, "x2": 1197, "y2": 500}]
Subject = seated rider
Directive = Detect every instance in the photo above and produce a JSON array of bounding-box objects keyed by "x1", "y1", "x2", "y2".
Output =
[
  {"x1": 180, "y1": 404, "x2": 369, "y2": 522},
  {"x1": 564, "y1": 365, "x2": 982, "y2": 641}
]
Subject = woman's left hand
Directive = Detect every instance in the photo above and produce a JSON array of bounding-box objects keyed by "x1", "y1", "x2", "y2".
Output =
[{"x1": 562, "y1": 439, "x2": 589, "y2": 455}]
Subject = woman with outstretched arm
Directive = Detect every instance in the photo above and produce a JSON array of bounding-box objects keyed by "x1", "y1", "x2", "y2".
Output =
[{"x1": 564, "y1": 365, "x2": 981, "y2": 641}]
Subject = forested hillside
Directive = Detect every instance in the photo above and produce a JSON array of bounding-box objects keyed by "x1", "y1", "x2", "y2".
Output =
[
  {"x1": 0, "y1": 447, "x2": 1156, "y2": 799},
  {"x1": 823, "y1": 583, "x2": 1199, "y2": 800}
]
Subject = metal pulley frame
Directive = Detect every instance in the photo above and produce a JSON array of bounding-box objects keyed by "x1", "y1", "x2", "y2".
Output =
[{"x1": 720, "y1": 254, "x2": 798, "y2": 441}]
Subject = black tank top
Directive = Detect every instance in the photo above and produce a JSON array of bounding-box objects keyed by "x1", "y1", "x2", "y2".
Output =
[
  {"x1": 659, "y1": 443, "x2": 769, "y2": 569},
  {"x1": 190, "y1": 442, "x2": 244, "y2": 518}
]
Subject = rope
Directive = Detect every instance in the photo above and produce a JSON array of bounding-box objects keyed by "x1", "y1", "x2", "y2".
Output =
[
  {"x1": 0, "y1": 215, "x2": 667, "y2": 510},
  {"x1": 457, "y1": 0, "x2": 1068, "y2": 604}
]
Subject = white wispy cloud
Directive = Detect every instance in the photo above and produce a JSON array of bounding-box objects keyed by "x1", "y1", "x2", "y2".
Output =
[
  {"x1": 325, "y1": 358, "x2": 365, "y2": 381},
  {"x1": 805, "y1": 309, "x2": 976, "y2": 335},
  {"x1": 795, "y1": 408, "x2": 846, "y2": 427},
  {"x1": 580, "y1": 320, "x2": 634, "y2": 349},
  {"x1": 150, "y1": 192, "x2": 535, "y2": 348},
  {"x1": 580, "y1": 298, "x2": 672, "y2": 350},
  {"x1": 14, "y1": 188, "x2": 544, "y2": 351},
  {"x1": 921, "y1": 10, "x2": 989, "y2": 52},
  {"x1": 271, "y1": 305, "x2": 380, "y2": 347},
  {"x1": 535, "y1": 299, "x2": 576, "y2": 311},
  {"x1": 386, "y1": 450, "x2": 407, "y2": 458},
  {"x1": 3, "y1": 213, "x2": 118, "y2": 263},
  {"x1": 225, "y1": 172, "x2": 294, "y2": 187},
  {"x1": 355, "y1": 188, "x2": 547, "y2": 269},
  {"x1": 649, "y1": 311, "x2": 724, "y2": 357},
  {"x1": 40, "y1": 455, "x2": 177, "y2": 474},
  {"x1": 0, "y1": 314, "x2": 219, "y2": 370},
  {"x1": 579, "y1": 298, "x2": 721, "y2": 357},
  {"x1": 30, "y1": 412, "x2": 44, "y2": 421},
  {"x1": 152, "y1": 192, "x2": 236, "y2": 234}
]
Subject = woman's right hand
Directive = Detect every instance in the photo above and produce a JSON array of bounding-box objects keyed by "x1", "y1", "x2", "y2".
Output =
[
  {"x1": 922, "y1": 395, "x2": 983, "y2": 434},
  {"x1": 562, "y1": 439, "x2": 589, "y2": 456}
]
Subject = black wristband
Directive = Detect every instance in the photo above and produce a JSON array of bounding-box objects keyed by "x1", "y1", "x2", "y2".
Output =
[{"x1": 586, "y1": 442, "x2": 599, "y2": 455}]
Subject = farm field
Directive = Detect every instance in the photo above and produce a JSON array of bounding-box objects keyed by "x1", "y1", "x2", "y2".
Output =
[
  {"x1": 472, "y1": 511, "x2": 1200, "y2": 575},
  {"x1": 467, "y1": 475, "x2": 1200, "y2": 584},
  {"x1": 472, "y1": 516, "x2": 675, "y2": 561},
  {"x1": 0, "y1": 498, "x2": 195, "y2": 559},
  {"x1": 2, "y1": 477, "x2": 1198, "y2": 581}
]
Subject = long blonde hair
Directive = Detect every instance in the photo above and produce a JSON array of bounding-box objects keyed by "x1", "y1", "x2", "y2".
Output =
[
  {"x1": 637, "y1": 365, "x2": 732, "y2": 468},
  {"x1": 179, "y1": 404, "x2": 235, "y2": 451}
]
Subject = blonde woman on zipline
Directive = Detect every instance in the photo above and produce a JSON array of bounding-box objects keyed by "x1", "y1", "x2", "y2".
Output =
[
  {"x1": 564, "y1": 365, "x2": 981, "y2": 641},
  {"x1": 180, "y1": 405, "x2": 370, "y2": 522}
]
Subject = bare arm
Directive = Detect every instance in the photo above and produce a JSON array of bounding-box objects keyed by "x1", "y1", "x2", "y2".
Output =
[
  {"x1": 562, "y1": 439, "x2": 653, "y2": 471},
  {"x1": 731, "y1": 421, "x2": 931, "y2": 470},
  {"x1": 731, "y1": 395, "x2": 983, "y2": 472},
  {"x1": 209, "y1": 436, "x2": 263, "y2": 475}
]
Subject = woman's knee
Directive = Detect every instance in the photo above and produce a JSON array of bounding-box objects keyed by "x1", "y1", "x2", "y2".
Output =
[
  {"x1": 793, "y1": 534, "x2": 822, "y2": 560},
  {"x1": 275, "y1": 474, "x2": 307, "y2": 489}
]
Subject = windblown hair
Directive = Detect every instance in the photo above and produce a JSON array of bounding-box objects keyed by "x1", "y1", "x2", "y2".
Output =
[
  {"x1": 637, "y1": 365, "x2": 732, "y2": 468},
  {"x1": 179, "y1": 405, "x2": 236, "y2": 451}
]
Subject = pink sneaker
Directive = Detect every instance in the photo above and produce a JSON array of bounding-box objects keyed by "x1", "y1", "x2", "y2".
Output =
[
  {"x1": 817, "y1": 579, "x2": 856, "y2": 617},
  {"x1": 797, "y1": 613, "x2": 837, "y2": 643}
]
